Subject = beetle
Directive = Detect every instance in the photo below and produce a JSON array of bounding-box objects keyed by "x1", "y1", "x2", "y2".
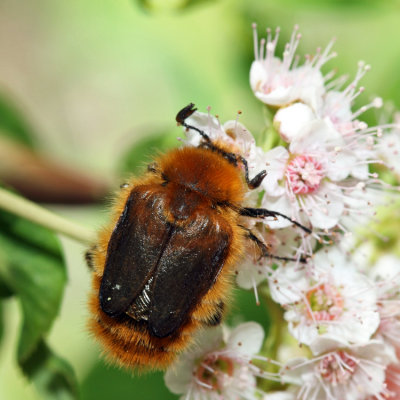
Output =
[{"x1": 86, "y1": 103, "x2": 310, "y2": 370}]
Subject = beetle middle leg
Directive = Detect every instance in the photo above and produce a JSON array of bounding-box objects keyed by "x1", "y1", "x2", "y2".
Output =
[
  {"x1": 239, "y1": 225, "x2": 308, "y2": 263},
  {"x1": 85, "y1": 245, "x2": 98, "y2": 270}
]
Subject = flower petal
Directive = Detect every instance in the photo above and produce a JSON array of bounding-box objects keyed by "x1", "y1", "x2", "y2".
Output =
[
  {"x1": 305, "y1": 183, "x2": 344, "y2": 229},
  {"x1": 326, "y1": 151, "x2": 356, "y2": 181},
  {"x1": 262, "y1": 146, "x2": 289, "y2": 196},
  {"x1": 236, "y1": 259, "x2": 266, "y2": 290},
  {"x1": 261, "y1": 195, "x2": 294, "y2": 229},
  {"x1": 274, "y1": 103, "x2": 316, "y2": 142},
  {"x1": 250, "y1": 60, "x2": 268, "y2": 92},
  {"x1": 226, "y1": 322, "x2": 264, "y2": 355},
  {"x1": 290, "y1": 119, "x2": 343, "y2": 154}
]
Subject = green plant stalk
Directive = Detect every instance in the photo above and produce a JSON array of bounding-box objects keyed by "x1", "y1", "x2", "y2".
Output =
[
  {"x1": 258, "y1": 282, "x2": 286, "y2": 392},
  {"x1": 0, "y1": 187, "x2": 96, "y2": 244},
  {"x1": 258, "y1": 105, "x2": 286, "y2": 152}
]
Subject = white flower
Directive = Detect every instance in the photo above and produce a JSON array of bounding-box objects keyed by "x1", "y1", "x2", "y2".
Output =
[
  {"x1": 250, "y1": 27, "x2": 391, "y2": 236},
  {"x1": 268, "y1": 247, "x2": 380, "y2": 352},
  {"x1": 259, "y1": 112, "x2": 386, "y2": 232},
  {"x1": 280, "y1": 340, "x2": 392, "y2": 400},
  {"x1": 164, "y1": 322, "x2": 268, "y2": 400},
  {"x1": 260, "y1": 119, "x2": 357, "y2": 230},
  {"x1": 321, "y1": 62, "x2": 380, "y2": 131},
  {"x1": 250, "y1": 25, "x2": 335, "y2": 111},
  {"x1": 319, "y1": 63, "x2": 384, "y2": 182},
  {"x1": 274, "y1": 97, "x2": 380, "y2": 183}
]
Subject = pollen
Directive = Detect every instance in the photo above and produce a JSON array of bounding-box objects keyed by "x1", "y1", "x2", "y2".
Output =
[
  {"x1": 318, "y1": 351, "x2": 358, "y2": 385},
  {"x1": 306, "y1": 283, "x2": 343, "y2": 321},
  {"x1": 195, "y1": 355, "x2": 234, "y2": 391},
  {"x1": 286, "y1": 155, "x2": 325, "y2": 194}
]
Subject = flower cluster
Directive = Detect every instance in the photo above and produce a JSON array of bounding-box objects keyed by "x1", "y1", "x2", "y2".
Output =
[{"x1": 164, "y1": 24, "x2": 400, "y2": 400}]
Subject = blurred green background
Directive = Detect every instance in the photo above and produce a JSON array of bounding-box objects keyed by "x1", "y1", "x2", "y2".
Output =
[{"x1": 0, "y1": 0, "x2": 399, "y2": 398}]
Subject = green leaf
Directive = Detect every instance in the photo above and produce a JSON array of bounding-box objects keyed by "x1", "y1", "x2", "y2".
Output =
[
  {"x1": 0, "y1": 278, "x2": 13, "y2": 349},
  {"x1": 0, "y1": 91, "x2": 36, "y2": 148},
  {"x1": 119, "y1": 131, "x2": 178, "y2": 176},
  {"x1": 0, "y1": 209, "x2": 65, "y2": 361},
  {"x1": 21, "y1": 339, "x2": 79, "y2": 400},
  {"x1": 0, "y1": 279, "x2": 13, "y2": 298},
  {"x1": 0, "y1": 207, "x2": 78, "y2": 399},
  {"x1": 0, "y1": 279, "x2": 13, "y2": 346}
]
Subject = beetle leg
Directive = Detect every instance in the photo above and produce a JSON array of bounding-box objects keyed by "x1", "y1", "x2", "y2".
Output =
[
  {"x1": 85, "y1": 245, "x2": 98, "y2": 270},
  {"x1": 239, "y1": 225, "x2": 308, "y2": 263},
  {"x1": 240, "y1": 207, "x2": 311, "y2": 234}
]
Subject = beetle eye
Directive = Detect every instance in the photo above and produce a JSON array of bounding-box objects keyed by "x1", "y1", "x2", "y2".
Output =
[{"x1": 160, "y1": 172, "x2": 169, "y2": 187}]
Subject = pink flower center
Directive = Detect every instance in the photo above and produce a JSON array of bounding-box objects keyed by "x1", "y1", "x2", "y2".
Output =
[
  {"x1": 195, "y1": 355, "x2": 234, "y2": 391},
  {"x1": 306, "y1": 283, "x2": 343, "y2": 321},
  {"x1": 286, "y1": 155, "x2": 324, "y2": 194},
  {"x1": 318, "y1": 351, "x2": 358, "y2": 384}
]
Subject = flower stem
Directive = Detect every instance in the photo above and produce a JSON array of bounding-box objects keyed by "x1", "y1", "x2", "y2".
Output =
[
  {"x1": 0, "y1": 187, "x2": 96, "y2": 244},
  {"x1": 258, "y1": 283, "x2": 286, "y2": 391}
]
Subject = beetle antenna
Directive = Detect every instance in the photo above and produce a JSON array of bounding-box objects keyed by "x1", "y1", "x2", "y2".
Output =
[
  {"x1": 176, "y1": 103, "x2": 212, "y2": 143},
  {"x1": 176, "y1": 104, "x2": 268, "y2": 189},
  {"x1": 237, "y1": 155, "x2": 267, "y2": 189}
]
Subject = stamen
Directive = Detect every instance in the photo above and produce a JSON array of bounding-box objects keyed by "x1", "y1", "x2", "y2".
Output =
[
  {"x1": 207, "y1": 105, "x2": 212, "y2": 137},
  {"x1": 252, "y1": 276, "x2": 260, "y2": 306},
  {"x1": 286, "y1": 155, "x2": 325, "y2": 194},
  {"x1": 252, "y1": 23, "x2": 258, "y2": 60},
  {"x1": 259, "y1": 38, "x2": 265, "y2": 61}
]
